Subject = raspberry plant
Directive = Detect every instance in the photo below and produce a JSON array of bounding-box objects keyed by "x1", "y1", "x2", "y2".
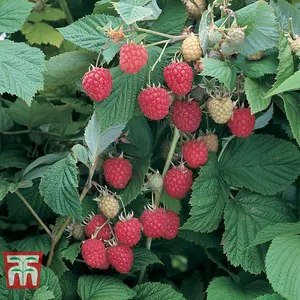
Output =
[{"x1": 1, "y1": 0, "x2": 300, "y2": 299}]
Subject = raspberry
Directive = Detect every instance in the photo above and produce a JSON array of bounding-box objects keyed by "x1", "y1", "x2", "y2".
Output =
[
  {"x1": 162, "y1": 210, "x2": 180, "y2": 240},
  {"x1": 290, "y1": 37, "x2": 300, "y2": 54},
  {"x1": 67, "y1": 221, "x2": 85, "y2": 241},
  {"x1": 247, "y1": 51, "x2": 264, "y2": 61},
  {"x1": 107, "y1": 244, "x2": 134, "y2": 274},
  {"x1": 186, "y1": 0, "x2": 206, "y2": 19},
  {"x1": 103, "y1": 157, "x2": 132, "y2": 189},
  {"x1": 82, "y1": 67, "x2": 112, "y2": 102},
  {"x1": 164, "y1": 165, "x2": 193, "y2": 199},
  {"x1": 146, "y1": 172, "x2": 164, "y2": 192},
  {"x1": 220, "y1": 42, "x2": 236, "y2": 56},
  {"x1": 182, "y1": 34, "x2": 202, "y2": 62},
  {"x1": 171, "y1": 100, "x2": 202, "y2": 133},
  {"x1": 115, "y1": 216, "x2": 142, "y2": 247},
  {"x1": 183, "y1": 140, "x2": 208, "y2": 168},
  {"x1": 208, "y1": 97, "x2": 234, "y2": 124},
  {"x1": 227, "y1": 108, "x2": 255, "y2": 138},
  {"x1": 200, "y1": 133, "x2": 219, "y2": 152},
  {"x1": 98, "y1": 194, "x2": 119, "y2": 219},
  {"x1": 138, "y1": 87, "x2": 171, "y2": 120},
  {"x1": 81, "y1": 239, "x2": 109, "y2": 269},
  {"x1": 164, "y1": 62, "x2": 193, "y2": 95},
  {"x1": 84, "y1": 214, "x2": 111, "y2": 240},
  {"x1": 120, "y1": 43, "x2": 148, "y2": 74},
  {"x1": 208, "y1": 28, "x2": 223, "y2": 48},
  {"x1": 208, "y1": 50, "x2": 223, "y2": 60},
  {"x1": 226, "y1": 27, "x2": 245, "y2": 45},
  {"x1": 140, "y1": 207, "x2": 166, "y2": 238}
]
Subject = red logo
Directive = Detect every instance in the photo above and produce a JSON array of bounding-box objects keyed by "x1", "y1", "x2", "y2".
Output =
[{"x1": 3, "y1": 252, "x2": 43, "y2": 289}]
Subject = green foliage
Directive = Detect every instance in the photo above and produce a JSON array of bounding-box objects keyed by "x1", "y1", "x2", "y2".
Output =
[
  {"x1": 31, "y1": 286, "x2": 55, "y2": 300},
  {"x1": 39, "y1": 267, "x2": 63, "y2": 300},
  {"x1": 131, "y1": 247, "x2": 163, "y2": 272},
  {"x1": 61, "y1": 242, "x2": 81, "y2": 264},
  {"x1": 10, "y1": 234, "x2": 51, "y2": 254}
]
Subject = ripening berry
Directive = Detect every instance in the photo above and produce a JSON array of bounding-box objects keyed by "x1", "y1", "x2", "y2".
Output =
[
  {"x1": 67, "y1": 221, "x2": 85, "y2": 241},
  {"x1": 290, "y1": 37, "x2": 300, "y2": 54},
  {"x1": 186, "y1": 0, "x2": 206, "y2": 19},
  {"x1": 208, "y1": 28, "x2": 223, "y2": 48},
  {"x1": 182, "y1": 35, "x2": 203, "y2": 62},
  {"x1": 208, "y1": 97, "x2": 234, "y2": 124},
  {"x1": 201, "y1": 133, "x2": 219, "y2": 152},
  {"x1": 107, "y1": 244, "x2": 134, "y2": 274},
  {"x1": 162, "y1": 210, "x2": 180, "y2": 240},
  {"x1": 208, "y1": 50, "x2": 223, "y2": 60},
  {"x1": 115, "y1": 217, "x2": 142, "y2": 247},
  {"x1": 140, "y1": 207, "x2": 166, "y2": 238},
  {"x1": 84, "y1": 214, "x2": 111, "y2": 240},
  {"x1": 226, "y1": 27, "x2": 245, "y2": 45},
  {"x1": 146, "y1": 172, "x2": 164, "y2": 192},
  {"x1": 247, "y1": 51, "x2": 264, "y2": 61},
  {"x1": 98, "y1": 194, "x2": 119, "y2": 219},
  {"x1": 183, "y1": 140, "x2": 208, "y2": 168}
]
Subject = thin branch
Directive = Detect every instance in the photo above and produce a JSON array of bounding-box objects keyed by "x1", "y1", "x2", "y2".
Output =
[{"x1": 58, "y1": 0, "x2": 74, "y2": 24}]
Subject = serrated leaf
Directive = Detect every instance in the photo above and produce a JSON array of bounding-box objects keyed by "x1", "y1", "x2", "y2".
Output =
[
  {"x1": 51, "y1": 237, "x2": 69, "y2": 278},
  {"x1": 61, "y1": 242, "x2": 81, "y2": 264},
  {"x1": 72, "y1": 145, "x2": 89, "y2": 167},
  {"x1": 199, "y1": 10, "x2": 211, "y2": 55},
  {"x1": 0, "y1": 149, "x2": 28, "y2": 169},
  {"x1": 182, "y1": 154, "x2": 229, "y2": 233},
  {"x1": 0, "y1": 178, "x2": 20, "y2": 201},
  {"x1": 220, "y1": 135, "x2": 300, "y2": 195},
  {"x1": 78, "y1": 275, "x2": 136, "y2": 300},
  {"x1": 21, "y1": 22, "x2": 63, "y2": 48},
  {"x1": 207, "y1": 277, "x2": 272, "y2": 300},
  {"x1": 245, "y1": 78, "x2": 271, "y2": 114},
  {"x1": 266, "y1": 235, "x2": 300, "y2": 300},
  {"x1": 28, "y1": 7, "x2": 65, "y2": 22},
  {"x1": 160, "y1": 190, "x2": 181, "y2": 214},
  {"x1": 133, "y1": 282, "x2": 185, "y2": 300},
  {"x1": 180, "y1": 271, "x2": 205, "y2": 300},
  {"x1": 255, "y1": 294, "x2": 285, "y2": 300},
  {"x1": 39, "y1": 153, "x2": 82, "y2": 219},
  {"x1": 0, "y1": 0, "x2": 33, "y2": 33},
  {"x1": 39, "y1": 267, "x2": 62, "y2": 300},
  {"x1": 102, "y1": 41, "x2": 121, "y2": 64},
  {"x1": 45, "y1": 51, "x2": 94, "y2": 86},
  {"x1": 10, "y1": 234, "x2": 51, "y2": 255},
  {"x1": 201, "y1": 58, "x2": 237, "y2": 91},
  {"x1": 0, "y1": 277, "x2": 25, "y2": 300},
  {"x1": 84, "y1": 112, "x2": 125, "y2": 164},
  {"x1": 251, "y1": 222, "x2": 300, "y2": 247},
  {"x1": 0, "y1": 237, "x2": 10, "y2": 276},
  {"x1": 0, "y1": 40, "x2": 45, "y2": 103},
  {"x1": 0, "y1": 105, "x2": 13, "y2": 131},
  {"x1": 222, "y1": 190, "x2": 295, "y2": 274},
  {"x1": 131, "y1": 247, "x2": 162, "y2": 273},
  {"x1": 60, "y1": 272, "x2": 78, "y2": 300},
  {"x1": 254, "y1": 105, "x2": 274, "y2": 130},
  {"x1": 32, "y1": 286, "x2": 54, "y2": 300}
]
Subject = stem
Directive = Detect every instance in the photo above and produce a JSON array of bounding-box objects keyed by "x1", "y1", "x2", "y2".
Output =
[
  {"x1": 137, "y1": 237, "x2": 152, "y2": 284},
  {"x1": 289, "y1": 18, "x2": 296, "y2": 40},
  {"x1": 95, "y1": 39, "x2": 109, "y2": 67},
  {"x1": 15, "y1": 190, "x2": 52, "y2": 238},
  {"x1": 0, "y1": 130, "x2": 30, "y2": 135},
  {"x1": 144, "y1": 40, "x2": 170, "y2": 48},
  {"x1": 58, "y1": 0, "x2": 74, "y2": 24},
  {"x1": 218, "y1": 135, "x2": 235, "y2": 161}
]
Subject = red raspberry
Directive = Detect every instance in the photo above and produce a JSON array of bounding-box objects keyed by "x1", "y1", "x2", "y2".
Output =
[
  {"x1": 138, "y1": 87, "x2": 170, "y2": 120},
  {"x1": 81, "y1": 238, "x2": 109, "y2": 269},
  {"x1": 164, "y1": 62, "x2": 193, "y2": 95},
  {"x1": 84, "y1": 214, "x2": 111, "y2": 240},
  {"x1": 164, "y1": 165, "x2": 193, "y2": 199},
  {"x1": 162, "y1": 210, "x2": 180, "y2": 240},
  {"x1": 120, "y1": 43, "x2": 148, "y2": 74},
  {"x1": 103, "y1": 157, "x2": 132, "y2": 189},
  {"x1": 115, "y1": 217, "x2": 142, "y2": 247},
  {"x1": 107, "y1": 244, "x2": 134, "y2": 274},
  {"x1": 140, "y1": 207, "x2": 166, "y2": 238},
  {"x1": 183, "y1": 140, "x2": 208, "y2": 168},
  {"x1": 82, "y1": 67, "x2": 112, "y2": 102},
  {"x1": 171, "y1": 100, "x2": 202, "y2": 133},
  {"x1": 227, "y1": 108, "x2": 255, "y2": 138}
]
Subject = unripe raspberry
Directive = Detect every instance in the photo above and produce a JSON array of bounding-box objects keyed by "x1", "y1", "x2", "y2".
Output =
[
  {"x1": 146, "y1": 172, "x2": 164, "y2": 192},
  {"x1": 227, "y1": 107, "x2": 255, "y2": 138},
  {"x1": 103, "y1": 157, "x2": 132, "y2": 189},
  {"x1": 182, "y1": 34, "x2": 203, "y2": 62},
  {"x1": 120, "y1": 43, "x2": 148, "y2": 74},
  {"x1": 194, "y1": 59, "x2": 204, "y2": 73},
  {"x1": 208, "y1": 50, "x2": 223, "y2": 60},
  {"x1": 164, "y1": 62, "x2": 193, "y2": 95},
  {"x1": 82, "y1": 67, "x2": 113, "y2": 102},
  {"x1": 226, "y1": 27, "x2": 245, "y2": 45},
  {"x1": 140, "y1": 207, "x2": 166, "y2": 238},
  {"x1": 107, "y1": 244, "x2": 134, "y2": 274},
  {"x1": 183, "y1": 140, "x2": 208, "y2": 168},
  {"x1": 67, "y1": 221, "x2": 85, "y2": 241},
  {"x1": 162, "y1": 210, "x2": 180, "y2": 240},
  {"x1": 220, "y1": 42, "x2": 236, "y2": 56},
  {"x1": 247, "y1": 51, "x2": 264, "y2": 61},
  {"x1": 171, "y1": 100, "x2": 202, "y2": 133},
  {"x1": 208, "y1": 97, "x2": 234, "y2": 124},
  {"x1": 290, "y1": 37, "x2": 300, "y2": 54},
  {"x1": 81, "y1": 239, "x2": 109, "y2": 269},
  {"x1": 138, "y1": 87, "x2": 170, "y2": 120},
  {"x1": 208, "y1": 28, "x2": 223, "y2": 48},
  {"x1": 164, "y1": 165, "x2": 193, "y2": 199},
  {"x1": 84, "y1": 214, "x2": 111, "y2": 240},
  {"x1": 186, "y1": 0, "x2": 206, "y2": 19},
  {"x1": 98, "y1": 194, "x2": 119, "y2": 219},
  {"x1": 200, "y1": 133, "x2": 219, "y2": 152}
]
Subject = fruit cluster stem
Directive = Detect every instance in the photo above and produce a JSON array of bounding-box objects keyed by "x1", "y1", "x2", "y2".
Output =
[{"x1": 58, "y1": 0, "x2": 74, "y2": 24}]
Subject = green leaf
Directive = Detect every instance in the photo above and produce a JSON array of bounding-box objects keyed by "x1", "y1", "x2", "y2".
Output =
[
  {"x1": 84, "y1": 112, "x2": 125, "y2": 164},
  {"x1": 254, "y1": 105, "x2": 274, "y2": 130},
  {"x1": 32, "y1": 286, "x2": 54, "y2": 300},
  {"x1": 0, "y1": 178, "x2": 20, "y2": 201},
  {"x1": 131, "y1": 247, "x2": 162, "y2": 273},
  {"x1": 245, "y1": 78, "x2": 271, "y2": 114},
  {"x1": 255, "y1": 294, "x2": 285, "y2": 300},
  {"x1": 250, "y1": 222, "x2": 300, "y2": 247},
  {"x1": 133, "y1": 282, "x2": 185, "y2": 300},
  {"x1": 180, "y1": 271, "x2": 205, "y2": 300},
  {"x1": 0, "y1": 40, "x2": 45, "y2": 104},
  {"x1": 61, "y1": 242, "x2": 81, "y2": 264},
  {"x1": 61, "y1": 98, "x2": 93, "y2": 115},
  {"x1": 199, "y1": 10, "x2": 211, "y2": 55},
  {"x1": 45, "y1": 51, "x2": 94, "y2": 86},
  {"x1": 266, "y1": 235, "x2": 300, "y2": 300},
  {"x1": 51, "y1": 237, "x2": 69, "y2": 278},
  {"x1": 78, "y1": 275, "x2": 136, "y2": 300},
  {"x1": 207, "y1": 277, "x2": 272, "y2": 300},
  {"x1": 146, "y1": 0, "x2": 186, "y2": 43},
  {"x1": 58, "y1": 15, "x2": 124, "y2": 52},
  {"x1": 201, "y1": 58, "x2": 237, "y2": 91},
  {"x1": 0, "y1": 277, "x2": 25, "y2": 300},
  {"x1": 0, "y1": 237, "x2": 10, "y2": 276},
  {"x1": 222, "y1": 190, "x2": 295, "y2": 274},
  {"x1": 219, "y1": 134, "x2": 300, "y2": 195},
  {"x1": 28, "y1": 7, "x2": 65, "y2": 22},
  {"x1": 0, "y1": 0, "x2": 33, "y2": 33},
  {"x1": 0, "y1": 149, "x2": 28, "y2": 169},
  {"x1": 39, "y1": 153, "x2": 82, "y2": 219},
  {"x1": 72, "y1": 145, "x2": 89, "y2": 167},
  {"x1": 10, "y1": 234, "x2": 51, "y2": 255},
  {"x1": 102, "y1": 41, "x2": 121, "y2": 64},
  {"x1": 39, "y1": 267, "x2": 62, "y2": 300},
  {"x1": 182, "y1": 154, "x2": 229, "y2": 233},
  {"x1": 0, "y1": 105, "x2": 13, "y2": 131},
  {"x1": 113, "y1": 0, "x2": 153, "y2": 25},
  {"x1": 280, "y1": 93, "x2": 300, "y2": 146},
  {"x1": 60, "y1": 272, "x2": 78, "y2": 300},
  {"x1": 160, "y1": 190, "x2": 181, "y2": 214}
]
